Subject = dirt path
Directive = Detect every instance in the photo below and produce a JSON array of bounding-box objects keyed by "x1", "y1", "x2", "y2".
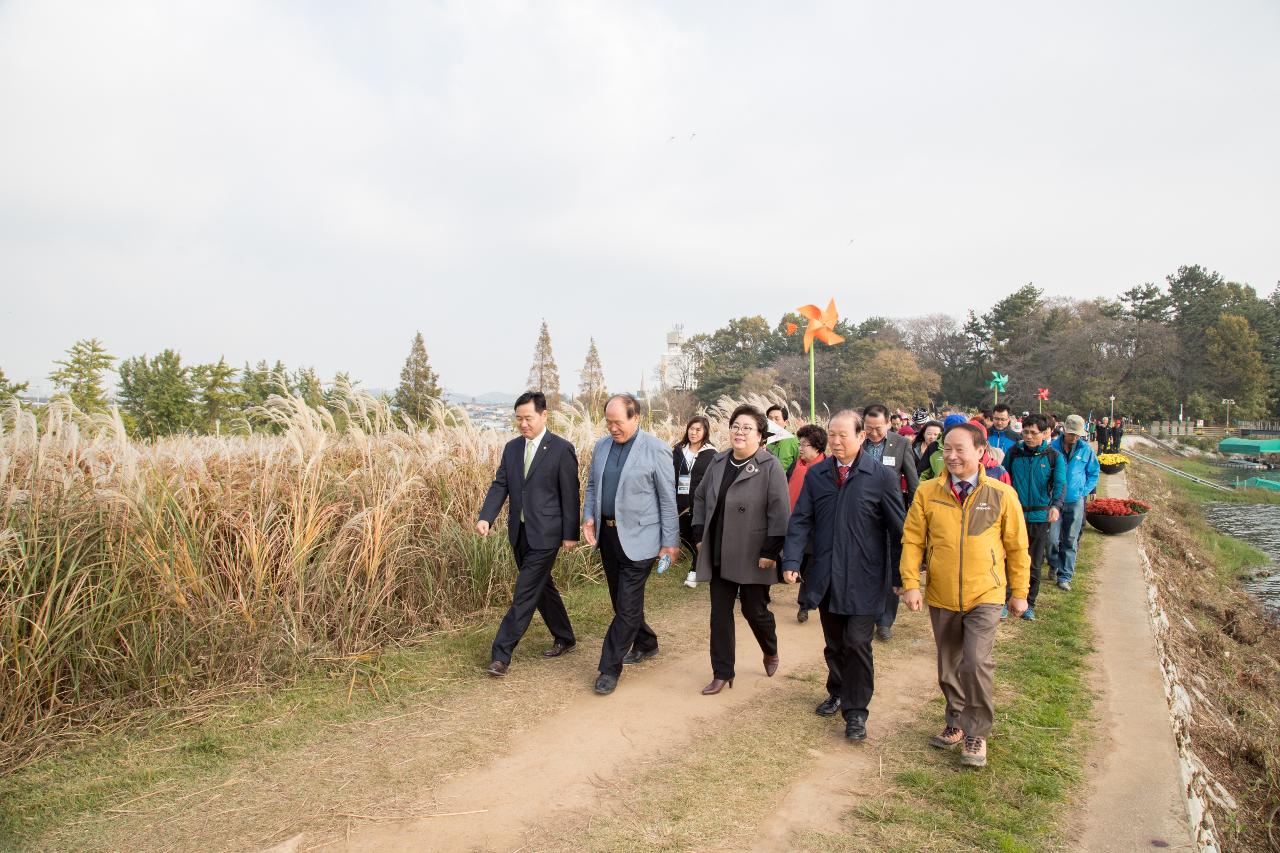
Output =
[
  {"x1": 336, "y1": 584, "x2": 833, "y2": 852},
  {"x1": 744, "y1": 643, "x2": 938, "y2": 852},
  {"x1": 1077, "y1": 466, "x2": 1193, "y2": 852}
]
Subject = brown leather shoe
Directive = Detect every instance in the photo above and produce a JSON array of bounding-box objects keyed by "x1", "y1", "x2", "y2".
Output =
[
  {"x1": 763, "y1": 654, "x2": 780, "y2": 677},
  {"x1": 542, "y1": 641, "x2": 576, "y2": 658},
  {"x1": 701, "y1": 678, "x2": 733, "y2": 695},
  {"x1": 484, "y1": 660, "x2": 508, "y2": 677}
]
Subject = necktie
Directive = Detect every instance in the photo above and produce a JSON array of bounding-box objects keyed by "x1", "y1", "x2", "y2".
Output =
[
  {"x1": 521, "y1": 439, "x2": 535, "y2": 522},
  {"x1": 956, "y1": 480, "x2": 972, "y2": 503},
  {"x1": 837, "y1": 464, "x2": 850, "y2": 487}
]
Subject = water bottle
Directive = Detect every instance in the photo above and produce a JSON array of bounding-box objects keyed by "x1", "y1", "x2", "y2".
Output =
[{"x1": 656, "y1": 553, "x2": 671, "y2": 575}]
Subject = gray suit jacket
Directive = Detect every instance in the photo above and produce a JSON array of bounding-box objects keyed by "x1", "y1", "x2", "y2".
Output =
[
  {"x1": 583, "y1": 430, "x2": 679, "y2": 561},
  {"x1": 878, "y1": 432, "x2": 919, "y2": 506},
  {"x1": 691, "y1": 449, "x2": 791, "y2": 585}
]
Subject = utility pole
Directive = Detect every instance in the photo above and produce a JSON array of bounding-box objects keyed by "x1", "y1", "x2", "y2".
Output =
[{"x1": 1221, "y1": 398, "x2": 1235, "y2": 433}]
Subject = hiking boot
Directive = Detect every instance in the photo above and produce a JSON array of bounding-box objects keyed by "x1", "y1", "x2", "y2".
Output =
[
  {"x1": 1000, "y1": 604, "x2": 1008, "y2": 620},
  {"x1": 960, "y1": 736, "x2": 987, "y2": 767},
  {"x1": 684, "y1": 570, "x2": 697, "y2": 589},
  {"x1": 929, "y1": 725, "x2": 965, "y2": 749},
  {"x1": 1056, "y1": 580, "x2": 1072, "y2": 592},
  {"x1": 815, "y1": 695, "x2": 841, "y2": 717},
  {"x1": 797, "y1": 606, "x2": 809, "y2": 623},
  {"x1": 875, "y1": 625, "x2": 892, "y2": 641},
  {"x1": 1021, "y1": 607, "x2": 1036, "y2": 621}
]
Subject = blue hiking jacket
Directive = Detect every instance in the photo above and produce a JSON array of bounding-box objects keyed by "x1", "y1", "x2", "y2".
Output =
[
  {"x1": 1050, "y1": 435, "x2": 1100, "y2": 504},
  {"x1": 1006, "y1": 441, "x2": 1066, "y2": 523},
  {"x1": 987, "y1": 427, "x2": 1019, "y2": 456}
]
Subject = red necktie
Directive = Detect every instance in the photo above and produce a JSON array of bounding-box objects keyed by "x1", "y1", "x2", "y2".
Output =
[{"x1": 837, "y1": 464, "x2": 850, "y2": 487}]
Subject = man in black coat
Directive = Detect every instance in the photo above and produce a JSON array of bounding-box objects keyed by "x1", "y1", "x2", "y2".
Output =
[
  {"x1": 476, "y1": 391, "x2": 581, "y2": 676},
  {"x1": 860, "y1": 404, "x2": 919, "y2": 641},
  {"x1": 781, "y1": 410, "x2": 906, "y2": 741}
]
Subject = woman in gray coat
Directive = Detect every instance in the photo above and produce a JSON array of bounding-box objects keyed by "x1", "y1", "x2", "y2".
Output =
[{"x1": 692, "y1": 405, "x2": 792, "y2": 695}]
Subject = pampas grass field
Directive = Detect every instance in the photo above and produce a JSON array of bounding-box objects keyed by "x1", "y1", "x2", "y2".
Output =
[{"x1": 0, "y1": 387, "x2": 790, "y2": 770}]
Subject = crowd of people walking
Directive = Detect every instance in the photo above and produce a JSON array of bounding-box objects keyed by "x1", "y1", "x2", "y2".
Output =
[{"x1": 474, "y1": 392, "x2": 1109, "y2": 770}]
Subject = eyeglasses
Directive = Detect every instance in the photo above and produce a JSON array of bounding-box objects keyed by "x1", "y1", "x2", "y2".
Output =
[{"x1": 729, "y1": 424, "x2": 757, "y2": 433}]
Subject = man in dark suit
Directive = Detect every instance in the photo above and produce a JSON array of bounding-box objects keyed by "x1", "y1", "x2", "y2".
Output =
[
  {"x1": 782, "y1": 410, "x2": 906, "y2": 741},
  {"x1": 476, "y1": 391, "x2": 581, "y2": 677},
  {"x1": 860, "y1": 404, "x2": 919, "y2": 641}
]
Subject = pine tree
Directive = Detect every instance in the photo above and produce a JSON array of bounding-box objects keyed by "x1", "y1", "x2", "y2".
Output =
[
  {"x1": 192, "y1": 357, "x2": 243, "y2": 434},
  {"x1": 526, "y1": 319, "x2": 561, "y2": 409},
  {"x1": 293, "y1": 366, "x2": 325, "y2": 409},
  {"x1": 49, "y1": 338, "x2": 115, "y2": 412},
  {"x1": 117, "y1": 349, "x2": 196, "y2": 437},
  {"x1": 0, "y1": 367, "x2": 29, "y2": 401},
  {"x1": 393, "y1": 331, "x2": 442, "y2": 423},
  {"x1": 577, "y1": 337, "x2": 607, "y2": 414}
]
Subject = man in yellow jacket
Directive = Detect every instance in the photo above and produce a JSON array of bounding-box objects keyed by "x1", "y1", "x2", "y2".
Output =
[{"x1": 899, "y1": 421, "x2": 1030, "y2": 768}]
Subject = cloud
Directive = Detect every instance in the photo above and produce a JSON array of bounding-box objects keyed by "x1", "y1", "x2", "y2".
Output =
[{"x1": 2, "y1": 1, "x2": 1278, "y2": 397}]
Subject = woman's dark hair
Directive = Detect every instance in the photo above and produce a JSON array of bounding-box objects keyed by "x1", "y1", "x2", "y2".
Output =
[
  {"x1": 912, "y1": 419, "x2": 943, "y2": 449},
  {"x1": 514, "y1": 391, "x2": 547, "y2": 412},
  {"x1": 728, "y1": 405, "x2": 768, "y2": 442},
  {"x1": 796, "y1": 424, "x2": 827, "y2": 454},
  {"x1": 675, "y1": 414, "x2": 712, "y2": 450}
]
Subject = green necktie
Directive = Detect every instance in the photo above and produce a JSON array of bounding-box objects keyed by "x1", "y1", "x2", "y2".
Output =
[{"x1": 521, "y1": 439, "x2": 535, "y2": 522}]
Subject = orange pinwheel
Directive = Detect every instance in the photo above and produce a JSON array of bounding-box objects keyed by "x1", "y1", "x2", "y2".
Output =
[{"x1": 794, "y1": 299, "x2": 846, "y2": 352}]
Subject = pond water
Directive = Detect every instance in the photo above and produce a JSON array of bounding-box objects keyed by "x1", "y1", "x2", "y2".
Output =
[{"x1": 1202, "y1": 502, "x2": 1280, "y2": 620}]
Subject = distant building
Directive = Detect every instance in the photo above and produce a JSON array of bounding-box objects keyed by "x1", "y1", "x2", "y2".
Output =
[{"x1": 658, "y1": 325, "x2": 695, "y2": 390}]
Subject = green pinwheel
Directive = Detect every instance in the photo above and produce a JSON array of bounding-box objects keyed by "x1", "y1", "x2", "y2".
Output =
[{"x1": 987, "y1": 371, "x2": 1009, "y2": 405}]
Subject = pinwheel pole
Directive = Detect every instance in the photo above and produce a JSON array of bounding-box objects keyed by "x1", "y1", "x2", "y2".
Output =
[
  {"x1": 1037, "y1": 387, "x2": 1050, "y2": 414},
  {"x1": 787, "y1": 299, "x2": 846, "y2": 422}
]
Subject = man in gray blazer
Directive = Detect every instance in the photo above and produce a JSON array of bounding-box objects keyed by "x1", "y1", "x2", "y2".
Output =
[
  {"x1": 861, "y1": 404, "x2": 919, "y2": 641},
  {"x1": 583, "y1": 394, "x2": 680, "y2": 695}
]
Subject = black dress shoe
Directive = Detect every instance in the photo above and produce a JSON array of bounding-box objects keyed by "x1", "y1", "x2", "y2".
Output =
[
  {"x1": 594, "y1": 673, "x2": 618, "y2": 695},
  {"x1": 844, "y1": 716, "x2": 867, "y2": 741},
  {"x1": 797, "y1": 606, "x2": 809, "y2": 623},
  {"x1": 484, "y1": 660, "x2": 508, "y2": 677},
  {"x1": 815, "y1": 695, "x2": 841, "y2": 717},
  {"x1": 622, "y1": 647, "x2": 658, "y2": 665},
  {"x1": 876, "y1": 625, "x2": 892, "y2": 641},
  {"x1": 542, "y1": 641, "x2": 576, "y2": 658}
]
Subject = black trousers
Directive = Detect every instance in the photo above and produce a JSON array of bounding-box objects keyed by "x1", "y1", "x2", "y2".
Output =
[
  {"x1": 677, "y1": 506, "x2": 697, "y2": 555},
  {"x1": 819, "y1": 598, "x2": 876, "y2": 722},
  {"x1": 878, "y1": 583, "x2": 899, "y2": 629},
  {"x1": 597, "y1": 524, "x2": 658, "y2": 677},
  {"x1": 709, "y1": 576, "x2": 777, "y2": 680},
  {"x1": 490, "y1": 525, "x2": 575, "y2": 664},
  {"x1": 1008, "y1": 520, "x2": 1049, "y2": 607}
]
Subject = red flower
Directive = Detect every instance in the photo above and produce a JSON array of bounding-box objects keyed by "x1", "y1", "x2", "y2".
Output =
[{"x1": 1087, "y1": 498, "x2": 1150, "y2": 517}]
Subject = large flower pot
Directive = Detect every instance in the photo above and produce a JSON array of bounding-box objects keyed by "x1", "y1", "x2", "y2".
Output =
[
  {"x1": 1086, "y1": 512, "x2": 1146, "y2": 535},
  {"x1": 1099, "y1": 462, "x2": 1128, "y2": 475}
]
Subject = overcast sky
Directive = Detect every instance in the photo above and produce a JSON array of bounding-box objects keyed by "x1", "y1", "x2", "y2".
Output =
[{"x1": 3, "y1": 1, "x2": 1278, "y2": 398}]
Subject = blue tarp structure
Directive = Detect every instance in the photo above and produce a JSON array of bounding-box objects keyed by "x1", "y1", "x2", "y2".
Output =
[
  {"x1": 1240, "y1": 477, "x2": 1280, "y2": 492},
  {"x1": 1219, "y1": 437, "x2": 1280, "y2": 455}
]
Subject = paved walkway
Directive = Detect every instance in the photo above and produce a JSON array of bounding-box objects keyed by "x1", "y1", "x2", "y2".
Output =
[{"x1": 1078, "y1": 468, "x2": 1193, "y2": 852}]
